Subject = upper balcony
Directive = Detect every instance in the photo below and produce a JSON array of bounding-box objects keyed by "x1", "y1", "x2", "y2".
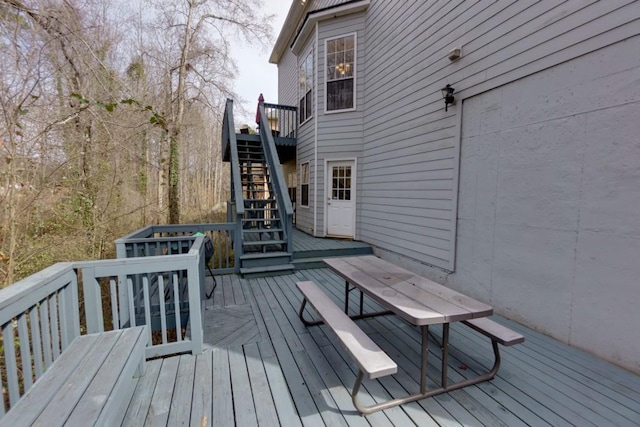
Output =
[{"x1": 222, "y1": 102, "x2": 297, "y2": 164}]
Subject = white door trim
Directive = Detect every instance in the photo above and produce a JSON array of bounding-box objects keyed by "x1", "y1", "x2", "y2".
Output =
[{"x1": 324, "y1": 158, "x2": 357, "y2": 238}]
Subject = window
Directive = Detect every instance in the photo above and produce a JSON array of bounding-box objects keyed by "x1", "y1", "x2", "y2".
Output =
[
  {"x1": 300, "y1": 162, "x2": 309, "y2": 206},
  {"x1": 299, "y1": 51, "x2": 313, "y2": 124},
  {"x1": 326, "y1": 34, "x2": 355, "y2": 111}
]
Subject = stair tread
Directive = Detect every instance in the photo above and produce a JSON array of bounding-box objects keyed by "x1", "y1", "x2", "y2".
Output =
[
  {"x1": 242, "y1": 239, "x2": 286, "y2": 246},
  {"x1": 241, "y1": 251, "x2": 291, "y2": 260},
  {"x1": 240, "y1": 264, "x2": 295, "y2": 274}
]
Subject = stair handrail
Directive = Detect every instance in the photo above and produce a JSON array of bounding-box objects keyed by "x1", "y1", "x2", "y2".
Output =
[
  {"x1": 258, "y1": 102, "x2": 294, "y2": 252},
  {"x1": 223, "y1": 99, "x2": 244, "y2": 265},
  {"x1": 224, "y1": 99, "x2": 244, "y2": 216}
]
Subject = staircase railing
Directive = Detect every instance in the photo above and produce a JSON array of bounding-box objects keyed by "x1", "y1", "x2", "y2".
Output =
[
  {"x1": 258, "y1": 102, "x2": 294, "y2": 253},
  {"x1": 223, "y1": 99, "x2": 245, "y2": 266}
]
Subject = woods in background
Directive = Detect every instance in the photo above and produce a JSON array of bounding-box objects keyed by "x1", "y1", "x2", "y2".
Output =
[{"x1": 0, "y1": 0, "x2": 272, "y2": 286}]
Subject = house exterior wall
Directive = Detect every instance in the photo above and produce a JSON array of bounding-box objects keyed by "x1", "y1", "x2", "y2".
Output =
[
  {"x1": 452, "y1": 39, "x2": 640, "y2": 373},
  {"x1": 293, "y1": 34, "x2": 316, "y2": 235},
  {"x1": 361, "y1": 1, "x2": 640, "y2": 372},
  {"x1": 277, "y1": 48, "x2": 298, "y2": 108},
  {"x1": 360, "y1": 0, "x2": 640, "y2": 273},
  {"x1": 273, "y1": 0, "x2": 640, "y2": 371},
  {"x1": 315, "y1": 12, "x2": 366, "y2": 237}
]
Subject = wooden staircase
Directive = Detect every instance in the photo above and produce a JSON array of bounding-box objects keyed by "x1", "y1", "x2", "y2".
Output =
[{"x1": 236, "y1": 135, "x2": 294, "y2": 277}]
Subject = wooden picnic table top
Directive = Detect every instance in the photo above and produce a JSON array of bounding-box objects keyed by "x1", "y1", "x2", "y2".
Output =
[{"x1": 323, "y1": 255, "x2": 493, "y2": 326}]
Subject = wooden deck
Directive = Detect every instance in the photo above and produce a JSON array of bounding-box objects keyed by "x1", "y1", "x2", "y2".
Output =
[{"x1": 124, "y1": 269, "x2": 640, "y2": 426}]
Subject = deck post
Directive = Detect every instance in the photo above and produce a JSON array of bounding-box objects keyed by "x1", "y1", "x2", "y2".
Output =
[{"x1": 187, "y1": 254, "x2": 204, "y2": 354}]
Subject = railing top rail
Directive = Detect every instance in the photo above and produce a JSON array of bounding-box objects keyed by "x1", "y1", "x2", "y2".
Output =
[
  {"x1": 116, "y1": 223, "x2": 237, "y2": 244},
  {"x1": 263, "y1": 102, "x2": 297, "y2": 111},
  {"x1": 0, "y1": 262, "x2": 75, "y2": 318},
  {"x1": 114, "y1": 225, "x2": 155, "y2": 242}
]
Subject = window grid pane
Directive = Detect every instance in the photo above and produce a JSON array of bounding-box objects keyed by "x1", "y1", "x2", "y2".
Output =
[{"x1": 326, "y1": 34, "x2": 355, "y2": 111}]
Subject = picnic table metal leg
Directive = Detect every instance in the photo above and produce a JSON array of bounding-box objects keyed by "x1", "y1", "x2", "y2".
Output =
[
  {"x1": 344, "y1": 280, "x2": 350, "y2": 314},
  {"x1": 442, "y1": 323, "x2": 449, "y2": 388},
  {"x1": 420, "y1": 326, "x2": 428, "y2": 393}
]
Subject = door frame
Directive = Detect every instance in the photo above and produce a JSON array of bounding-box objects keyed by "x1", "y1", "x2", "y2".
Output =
[{"x1": 324, "y1": 158, "x2": 357, "y2": 238}]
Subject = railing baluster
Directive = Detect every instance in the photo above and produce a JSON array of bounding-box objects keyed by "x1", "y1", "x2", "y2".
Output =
[
  {"x1": 82, "y1": 267, "x2": 104, "y2": 333},
  {"x1": 158, "y1": 275, "x2": 167, "y2": 344},
  {"x1": 49, "y1": 293, "x2": 60, "y2": 360},
  {"x1": 17, "y1": 313, "x2": 33, "y2": 392},
  {"x1": 110, "y1": 278, "x2": 119, "y2": 329},
  {"x1": 29, "y1": 306, "x2": 43, "y2": 379},
  {"x1": 39, "y1": 301, "x2": 52, "y2": 368},
  {"x1": 172, "y1": 273, "x2": 182, "y2": 341},
  {"x1": 127, "y1": 277, "x2": 136, "y2": 327},
  {"x1": 3, "y1": 321, "x2": 20, "y2": 405},
  {"x1": 68, "y1": 274, "x2": 81, "y2": 340},
  {"x1": 58, "y1": 285, "x2": 69, "y2": 349},
  {"x1": 142, "y1": 275, "x2": 152, "y2": 345}
]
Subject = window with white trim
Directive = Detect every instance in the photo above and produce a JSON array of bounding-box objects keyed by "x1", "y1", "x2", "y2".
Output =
[
  {"x1": 326, "y1": 34, "x2": 355, "y2": 111},
  {"x1": 299, "y1": 51, "x2": 313, "y2": 124},
  {"x1": 300, "y1": 162, "x2": 310, "y2": 207}
]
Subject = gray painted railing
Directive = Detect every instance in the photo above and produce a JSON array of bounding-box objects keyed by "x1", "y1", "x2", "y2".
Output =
[
  {"x1": 223, "y1": 99, "x2": 245, "y2": 266},
  {"x1": 0, "y1": 245, "x2": 205, "y2": 415},
  {"x1": 258, "y1": 102, "x2": 294, "y2": 253},
  {"x1": 263, "y1": 102, "x2": 297, "y2": 140},
  {"x1": 115, "y1": 222, "x2": 237, "y2": 274}
]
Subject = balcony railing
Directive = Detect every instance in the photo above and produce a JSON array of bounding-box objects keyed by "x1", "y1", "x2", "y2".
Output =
[{"x1": 263, "y1": 102, "x2": 297, "y2": 140}]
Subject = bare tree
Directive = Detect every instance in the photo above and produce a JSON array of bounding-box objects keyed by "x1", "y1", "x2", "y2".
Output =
[{"x1": 142, "y1": 0, "x2": 272, "y2": 223}]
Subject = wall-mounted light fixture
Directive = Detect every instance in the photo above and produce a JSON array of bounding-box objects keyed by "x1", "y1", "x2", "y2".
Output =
[{"x1": 441, "y1": 84, "x2": 455, "y2": 112}]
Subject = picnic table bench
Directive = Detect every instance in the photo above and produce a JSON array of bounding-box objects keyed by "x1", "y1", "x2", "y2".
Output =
[
  {"x1": 0, "y1": 326, "x2": 147, "y2": 427},
  {"x1": 297, "y1": 255, "x2": 524, "y2": 414}
]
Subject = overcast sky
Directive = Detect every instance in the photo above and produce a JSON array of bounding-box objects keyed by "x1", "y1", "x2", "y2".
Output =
[{"x1": 229, "y1": 1, "x2": 292, "y2": 126}]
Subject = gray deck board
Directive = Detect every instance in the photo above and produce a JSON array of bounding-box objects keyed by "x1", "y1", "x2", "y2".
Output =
[
  {"x1": 122, "y1": 359, "x2": 162, "y2": 426},
  {"x1": 244, "y1": 342, "x2": 280, "y2": 426},
  {"x1": 145, "y1": 356, "x2": 179, "y2": 425},
  {"x1": 125, "y1": 269, "x2": 640, "y2": 426},
  {"x1": 229, "y1": 345, "x2": 258, "y2": 426},
  {"x1": 167, "y1": 355, "x2": 196, "y2": 426},
  {"x1": 211, "y1": 348, "x2": 234, "y2": 427},
  {"x1": 191, "y1": 350, "x2": 212, "y2": 426}
]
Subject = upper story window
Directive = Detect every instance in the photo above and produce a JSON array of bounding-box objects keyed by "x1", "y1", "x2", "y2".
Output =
[
  {"x1": 326, "y1": 34, "x2": 355, "y2": 112},
  {"x1": 299, "y1": 50, "x2": 313, "y2": 124}
]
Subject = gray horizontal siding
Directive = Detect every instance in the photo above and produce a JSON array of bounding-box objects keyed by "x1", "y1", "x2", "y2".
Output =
[
  {"x1": 360, "y1": 0, "x2": 640, "y2": 271},
  {"x1": 278, "y1": 49, "x2": 298, "y2": 107},
  {"x1": 314, "y1": 11, "x2": 367, "y2": 237}
]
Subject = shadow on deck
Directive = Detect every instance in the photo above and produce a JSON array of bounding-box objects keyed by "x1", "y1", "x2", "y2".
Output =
[{"x1": 125, "y1": 269, "x2": 640, "y2": 426}]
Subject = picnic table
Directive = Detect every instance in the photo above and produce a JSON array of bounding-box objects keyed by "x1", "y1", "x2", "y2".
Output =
[{"x1": 298, "y1": 255, "x2": 523, "y2": 414}]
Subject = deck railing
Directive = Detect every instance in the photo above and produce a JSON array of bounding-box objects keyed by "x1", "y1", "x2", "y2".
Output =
[
  {"x1": 263, "y1": 102, "x2": 297, "y2": 140},
  {"x1": 115, "y1": 222, "x2": 237, "y2": 274},
  {"x1": 0, "y1": 244, "x2": 204, "y2": 413}
]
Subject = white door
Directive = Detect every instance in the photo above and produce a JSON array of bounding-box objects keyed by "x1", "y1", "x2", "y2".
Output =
[{"x1": 326, "y1": 161, "x2": 355, "y2": 237}]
